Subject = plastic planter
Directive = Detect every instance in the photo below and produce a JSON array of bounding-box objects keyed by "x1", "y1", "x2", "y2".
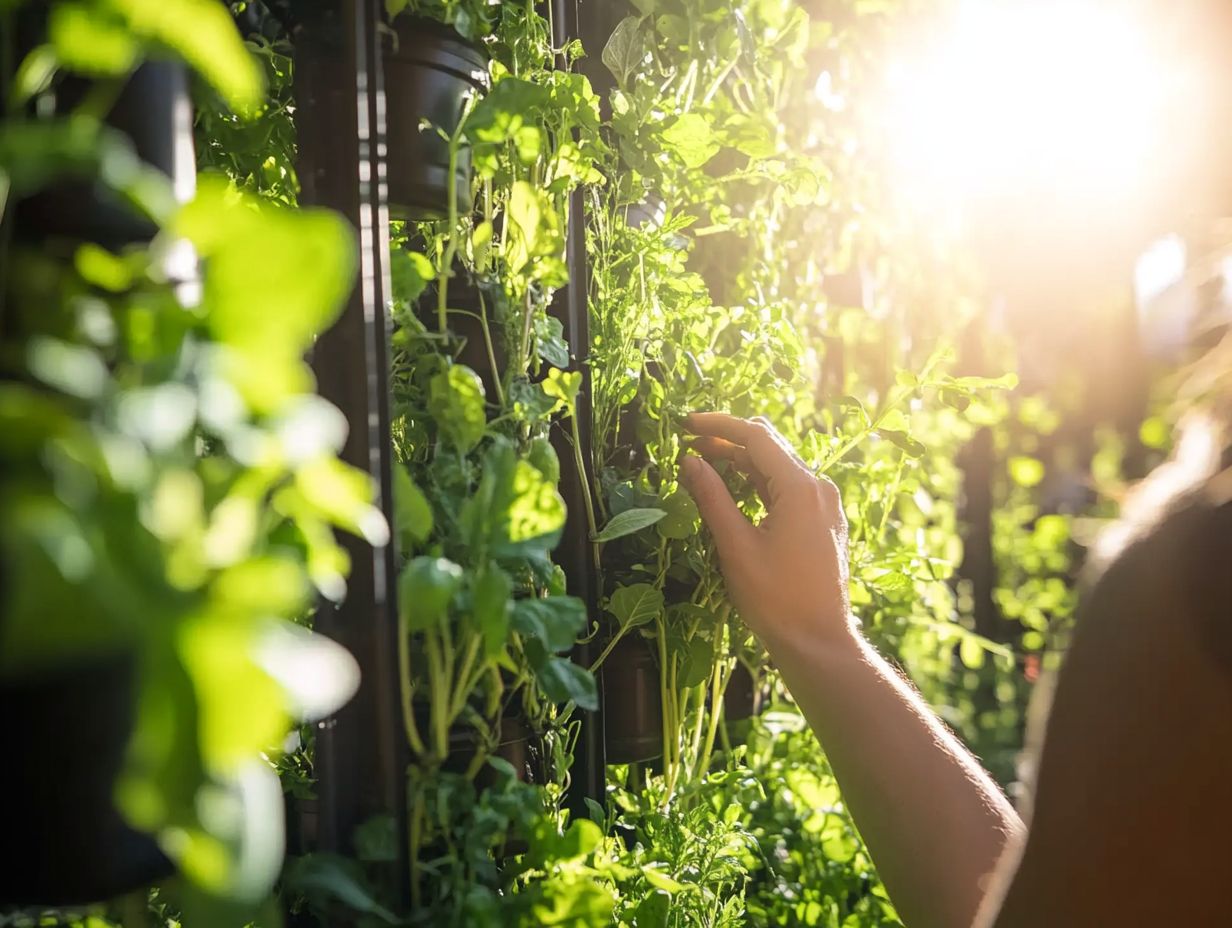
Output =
[
  {"x1": 14, "y1": 61, "x2": 196, "y2": 249},
  {"x1": 0, "y1": 652, "x2": 173, "y2": 905},
  {"x1": 723, "y1": 660, "x2": 760, "y2": 722},
  {"x1": 601, "y1": 635, "x2": 664, "y2": 764},
  {"x1": 417, "y1": 265, "x2": 507, "y2": 400},
  {"x1": 384, "y1": 18, "x2": 487, "y2": 220}
]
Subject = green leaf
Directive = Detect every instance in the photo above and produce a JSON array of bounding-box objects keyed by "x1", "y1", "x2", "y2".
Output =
[
  {"x1": 875, "y1": 428, "x2": 925, "y2": 458},
  {"x1": 593, "y1": 507, "x2": 666, "y2": 542},
  {"x1": 511, "y1": 596, "x2": 586, "y2": 652},
  {"x1": 389, "y1": 249, "x2": 434, "y2": 305},
  {"x1": 676, "y1": 635, "x2": 714, "y2": 688},
  {"x1": 283, "y1": 855, "x2": 397, "y2": 924},
  {"x1": 642, "y1": 865, "x2": 690, "y2": 894},
  {"x1": 526, "y1": 436, "x2": 560, "y2": 484},
  {"x1": 428, "y1": 365, "x2": 487, "y2": 451},
  {"x1": 104, "y1": 0, "x2": 264, "y2": 114},
  {"x1": 50, "y1": 3, "x2": 139, "y2": 75},
  {"x1": 959, "y1": 635, "x2": 986, "y2": 670},
  {"x1": 661, "y1": 113, "x2": 719, "y2": 169},
  {"x1": 472, "y1": 566, "x2": 511, "y2": 658},
  {"x1": 535, "y1": 314, "x2": 571, "y2": 368},
  {"x1": 656, "y1": 489, "x2": 698, "y2": 539},
  {"x1": 601, "y1": 16, "x2": 645, "y2": 87},
  {"x1": 1008, "y1": 455, "x2": 1045, "y2": 488},
  {"x1": 392, "y1": 466, "x2": 433, "y2": 550},
  {"x1": 542, "y1": 368, "x2": 582, "y2": 410},
  {"x1": 398, "y1": 557, "x2": 463, "y2": 632},
  {"x1": 177, "y1": 178, "x2": 356, "y2": 412},
  {"x1": 534, "y1": 656, "x2": 598, "y2": 709},
  {"x1": 606, "y1": 583, "x2": 664, "y2": 629}
]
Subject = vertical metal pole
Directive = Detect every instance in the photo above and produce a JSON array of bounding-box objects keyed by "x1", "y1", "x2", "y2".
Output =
[
  {"x1": 294, "y1": 0, "x2": 407, "y2": 898},
  {"x1": 551, "y1": 0, "x2": 607, "y2": 816}
]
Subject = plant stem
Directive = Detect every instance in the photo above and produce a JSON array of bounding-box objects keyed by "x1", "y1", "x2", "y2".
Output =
[
  {"x1": 398, "y1": 609, "x2": 426, "y2": 757},
  {"x1": 569, "y1": 406, "x2": 601, "y2": 568},
  {"x1": 476, "y1": 289, "x2": 505, "y2": 408}
]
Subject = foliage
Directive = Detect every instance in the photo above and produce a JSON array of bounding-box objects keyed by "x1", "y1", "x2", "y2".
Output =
[
  {"x1": 0, "y1": 0, "x2": 376, "y2": 918},
  {"x1": 3, "y1": 0, "x2": 1098, "y2": 924}
]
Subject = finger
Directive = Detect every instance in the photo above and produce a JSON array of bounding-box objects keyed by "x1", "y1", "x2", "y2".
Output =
[
  {"x1": 679, "y1": 454, "x2": 756, "y2": 562},
  {"x1": 687, "y1": 437, "x2": 771, "y2": 503},
  {"x1": 685, "y1": 413, "x2": 810, "y2": 496}
]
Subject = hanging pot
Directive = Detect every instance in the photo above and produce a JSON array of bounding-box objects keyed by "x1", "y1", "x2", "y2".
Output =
[
  {"x1": 601, "y1": 634, "x2": 664, "y2": 764},
  {"x1": 723, "y1": 660, "x2": 760, "y2": 722},
  {"x1": 415, "y1": 264, "x2": 508, "y2": 399},
  {"x1": 0, "y1": 651, "x2": 174, "y2": 905},
  {"x1": 384, "y1": 17, "x2": 487, "y2": 220},
  {"x1": 14, "y1": 60, "x2": 197, "y2": 250}
]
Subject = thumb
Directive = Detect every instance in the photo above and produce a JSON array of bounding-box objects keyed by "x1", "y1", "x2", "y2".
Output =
[{"x1": 680, "y1": 455, "x2": 755, "y2": 561}]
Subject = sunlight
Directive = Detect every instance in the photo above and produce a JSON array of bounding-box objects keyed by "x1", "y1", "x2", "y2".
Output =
[{"x1": 879, "y1": 0, "x2": 1177, "y2": 213}]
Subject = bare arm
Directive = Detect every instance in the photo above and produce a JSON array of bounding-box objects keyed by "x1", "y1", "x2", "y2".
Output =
[{"x1": 681, "y1": 413, "x2": 1023, "y2": 928}]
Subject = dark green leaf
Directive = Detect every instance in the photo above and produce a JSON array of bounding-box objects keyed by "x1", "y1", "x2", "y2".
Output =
[{"x1": 593, "y1": 507, "x2": 666, "y2": 542}]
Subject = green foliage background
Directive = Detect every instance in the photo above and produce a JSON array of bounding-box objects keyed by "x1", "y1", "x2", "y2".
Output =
[{"x1": 0, "y1": 0, "x2": 1135, "y2": 925}]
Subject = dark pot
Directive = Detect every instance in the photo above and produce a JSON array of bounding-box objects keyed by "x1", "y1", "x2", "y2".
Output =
[
  {"x1": 0, "y1": 652, "x2": 174, "y2": 905},
  {"x1": 384, "y1": 18, "x2": 487, "y2": 220},
  {"x1": 285, "y1": 795, "x2": 320, "y2": 857},
  {"x1": 14, "y1": 61, "x2": 196, "y2": 249},
  {"x1": 723, "y1": 660, "x2": 760, "y2": 722},
  {"x1": 601, "y1": 635, "x2": 664, "y2": 764},
  {"x1": 417, "y1": 267, "x2": 507, "y2": 399},
  {"x1": 415, "y1": 709, "x2": 535, "y2": 786}
]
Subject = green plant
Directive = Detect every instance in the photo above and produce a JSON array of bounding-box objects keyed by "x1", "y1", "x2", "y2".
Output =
[{"x1": 1, "y1": 1, "x2": 378, "y2": 918}]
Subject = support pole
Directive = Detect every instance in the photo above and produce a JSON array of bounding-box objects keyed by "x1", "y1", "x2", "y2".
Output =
[
  {"x1": 551, "y1": 0, "x2": 610, "y2": 817},
  {"x1": 293, "y1": 0, "x2": 407, "y2": 900}
]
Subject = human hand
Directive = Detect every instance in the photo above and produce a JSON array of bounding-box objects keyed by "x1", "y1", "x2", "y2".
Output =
[{"x1": 680, "y1": 413, "x2": 855, "y2": 653}]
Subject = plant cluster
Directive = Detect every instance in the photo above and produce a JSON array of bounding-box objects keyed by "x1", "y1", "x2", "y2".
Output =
[
  {"x1": 0, "y1": 0, "x2": 380, "y2": 921},
  {"x1": 1, "y1": 0, "x2": 1095, "y2": 925}
]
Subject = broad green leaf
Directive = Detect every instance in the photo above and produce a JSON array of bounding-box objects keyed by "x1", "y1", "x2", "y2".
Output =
[
  {"x1": 642, "y1": 865, "x2": 690, "y2": 894},
  {"x1": 389, "y1": 249, "x2": 434, "y2": 305},
  {"x1": 471, "y1": 566, "x2": 511, "y2": 658},
  {"x1": 50, "y1": 3, "x2": 139, "y2": 75},
  {"x1": 283, "y1": 855, "x2": 398, "y2": 924},
  {"x1": 542, "y1": 368, "x2": 582, "y2": 410},
  {"x1": 601, "y1": 16, "x2": 645, "y2": 87},
  {"x1": 676, "y1": 635, "x2": 714, "y2": 688},
  {"x1": 104, "y1": 0, "x2": 264, "y2": 114},
  {"x1": 534, "y1": 656, "x2": 598, "y2": 709},
  {"x1": 656, "y1": 490, "x2": 698, "y2": 539},
  {"x1": 959, "y1": 635, "x2": 986, "y2": 670},
  {"x1": 506, "y1": 460, "x2": 567, "y2": 546},
  {"x1": 875, "y1": 428, "x2": 925, "y2": 458},
  {"x1": 510, "y1": 595, "x2": 586, "y2": 652},
  {"x1": 392, "y1": 466, "x2": 433, "y2": 550},
  {"x1": 606, "y1": 582, "x2": 663, "y2": 629},
  {"x1": 506, "y1": 180, "x2": 541, "y2": 274},
  {"x1": 428, "y1": 365, "x2": 487, "y2": 451},
  {"x1": 526, "y1": 436, "x2": 560, "y2": 484},
  {"x1": 661, "y1": 113, "x2": 719, "y2": 168},
  {"x1": 593, "y1": 507, "x2": 666, "y2": 542},
  {"x1": 398, "y1": 557, "x2": 462, "y2": 632}
]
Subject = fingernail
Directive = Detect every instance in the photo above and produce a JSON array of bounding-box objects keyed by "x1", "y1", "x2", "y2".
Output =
[{"x1": 680, "y1": 455, "x2": 700, "y2": 482}]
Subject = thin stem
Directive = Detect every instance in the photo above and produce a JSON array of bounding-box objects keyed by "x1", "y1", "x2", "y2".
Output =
[{"x1": 476, "y1": 289, "x2": 506, "y2": 408}]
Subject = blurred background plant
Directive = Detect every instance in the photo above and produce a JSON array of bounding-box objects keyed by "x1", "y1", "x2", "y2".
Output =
[{"x1": 0, "y1": 0, "x2": 381, "y2": 920}]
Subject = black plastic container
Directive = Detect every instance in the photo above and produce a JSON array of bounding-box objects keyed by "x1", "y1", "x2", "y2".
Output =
[
  {"x1": 601, "y1": 635, "x2": 664, "y2": 763},
  {"x1": 14, "y1": 61, "x2": 196, "y2": 249},
  {"x1": 0, "y1": 652, "x2": 174, "y2": 905},
  {"x1": 723, "y1": 660, "x2": 760, "y2": 722},
  {"x1": 416, "y1": 266, "x2": 507, "y2": 399},
  {"x1": 384, "y1": 18, "x2": 487, "y2": 220}
]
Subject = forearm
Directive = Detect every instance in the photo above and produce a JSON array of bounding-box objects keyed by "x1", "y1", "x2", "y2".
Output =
[{"x1": 766, "y1": 622, "x2": 1024, "y2": 928}]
